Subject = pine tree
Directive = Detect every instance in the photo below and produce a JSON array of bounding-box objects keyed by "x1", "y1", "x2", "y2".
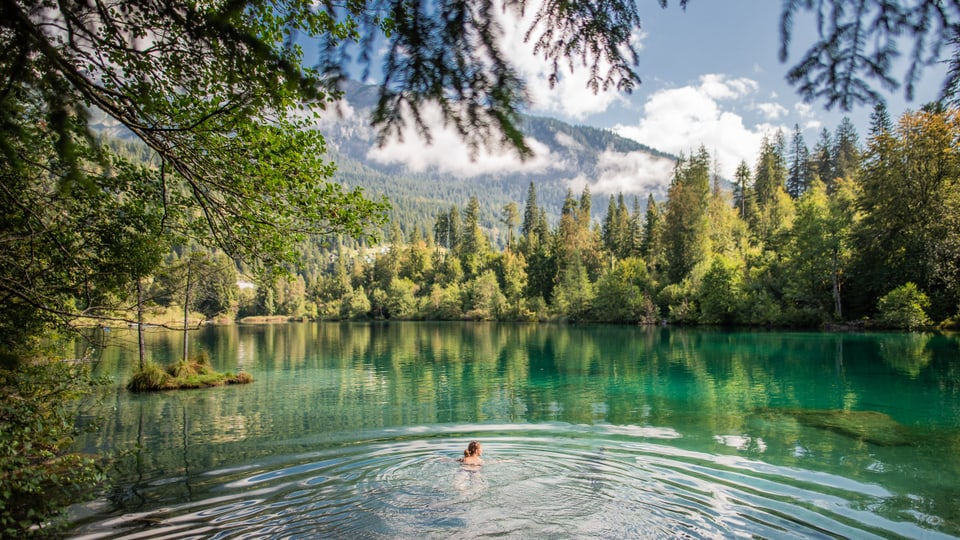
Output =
[
  {"x1": 733, "y1": 160, "x2": 753, "y2": 220},
  {"x1": 753, "y1": 134, "x2": 787, "y2": 209},
  {"x1": 601, "y1": 195, "x2": 619, "y2": 254},
  {"x1": 812, "y1": 128, "x2": 835, "y2": 184},
  {"x1": 641, "y1": 196, "x2": 662, "y2": 272},
  {"x1": 833, "y1": 117, "x2": 861, "y2": 183},
  {"x1": 448, "y1": 206, "x2": 462, "y2": 252},
  {"x1": 433, "y1": 212, "x2": 450, "y2": 249},
  {"x1": 869, "y1": 103, "x2": 893, "y2": 137},
  {"x1": 459, "y1": 196, "x2": 490, "y2": 279},
  {"x1": 663, "y1": 147, "x2": 711, "y2": 283},
  {"x1": 521, "y1": 182, "x2": 539, "y2": 241},
  {"x1": 787, "y1": 124, "x2": 812, "y2": 198},
  {"x1": 502, "y1": 202, "x2": 519, "y2": 248}
]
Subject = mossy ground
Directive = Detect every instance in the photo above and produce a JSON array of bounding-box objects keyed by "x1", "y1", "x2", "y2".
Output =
[{"x1": 127, "y1": 354, "x2": 252, "y2": 392}]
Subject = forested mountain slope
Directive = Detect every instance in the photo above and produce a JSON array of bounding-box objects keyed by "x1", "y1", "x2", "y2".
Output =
[{"x1": 321, "y1": 81, "x2": 676, "y2": 243}]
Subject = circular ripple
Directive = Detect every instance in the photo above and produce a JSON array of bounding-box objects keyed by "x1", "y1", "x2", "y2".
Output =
[{"x1": 68, "y1": 424, "x2": 956, "y2": 539}]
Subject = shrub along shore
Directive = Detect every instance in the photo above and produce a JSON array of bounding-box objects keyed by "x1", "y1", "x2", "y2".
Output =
[{"x1": 127, "y1": 353, "x2": 252, "y2": 392}]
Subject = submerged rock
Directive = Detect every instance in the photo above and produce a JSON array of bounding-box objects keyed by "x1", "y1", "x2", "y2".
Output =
[{"x1": 758, "y1": 408, "x2": 916, "y2": 447}]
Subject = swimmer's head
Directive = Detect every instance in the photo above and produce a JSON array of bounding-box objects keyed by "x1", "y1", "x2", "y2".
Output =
[{"x1": 464, "y1": 441, "x2": 482, "y2": 457}]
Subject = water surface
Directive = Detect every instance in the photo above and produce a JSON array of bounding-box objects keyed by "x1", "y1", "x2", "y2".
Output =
[{"x1": 70, "y1": 323, "x2": 960, "y2": 538}]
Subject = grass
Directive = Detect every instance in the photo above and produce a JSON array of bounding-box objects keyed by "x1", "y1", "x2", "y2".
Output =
[
  {"x1": 127, "y1": 353, "x2": 252, "y2": 392},
  {"x1": 238, "y1": 315, "x2": 291, "y2": 324}
]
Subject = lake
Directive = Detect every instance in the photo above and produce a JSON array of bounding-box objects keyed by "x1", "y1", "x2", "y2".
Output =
[{"x1": 68, "y1": 322, "x2": 960, "y2": 538}]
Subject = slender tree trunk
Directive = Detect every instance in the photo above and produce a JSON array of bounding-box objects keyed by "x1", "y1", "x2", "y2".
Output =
[
  {"x1": 183, "y1": 262, "x2": 191, "y2": 361},
  {"x1": 832, "y1": 246, "x2": 843, "y2": 320},
  {"x1": 137, "y1": 278, "x2": 145, "y2": 370}
]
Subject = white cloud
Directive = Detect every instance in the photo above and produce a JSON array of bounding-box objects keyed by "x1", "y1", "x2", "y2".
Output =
[
  {"x1": 365, "y1": 102, "x2": 558, "y2": 177},
  {"x1": 612, "y1": 74, "x2": 779, "y2": 178},
  {"x1": 794, "y1": 102, "x2": 823, "y2": 130},
  {"x1": 567, "y1": 150, "x2": 675, "y2": 199},
  {"x1": 794, "y1": 102, "x2": 814, "y2": 118},
  {"x1": 496, "y1": 1, "x2": 634, "y2": 119},
  {"x1": 700, "y1": 74, "x2": 757, "y2": 100},
  {"x1": 755, "y1": 102, "x2": 788, "y2": 120},
  {"x1": 554, "y1": 131, "x2": 584, "y2": 150},
  {"x1": 310, "y1": 99, "x2": 356, "y2": 129}
]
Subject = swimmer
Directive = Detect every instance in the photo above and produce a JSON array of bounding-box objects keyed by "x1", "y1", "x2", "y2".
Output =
[{"x1": 457, "y1": 441, "x2": 483, "y2": 466}]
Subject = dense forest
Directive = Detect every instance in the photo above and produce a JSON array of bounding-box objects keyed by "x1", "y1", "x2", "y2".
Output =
[{"x1": 153, "y1": 104, "x2": 960, "y2": 330}]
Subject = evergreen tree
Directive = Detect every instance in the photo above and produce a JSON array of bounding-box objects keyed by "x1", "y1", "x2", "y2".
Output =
[
  {"x1": 434, "y1": 212, "x2": 450, "y2": 249},
  {"x1": 833, "y1": 117, "x2": 861, "y2": 182},
  {"x1": 853, "y1": 107, "x2": 960, "y2": 320},
  {"x1": 751, "y1": 134, "x2": 792, "y2": 246},
  {"x1": 459, "y1": 196, "x2": 490, "y2": 278},
  {"x1": 521, "y1": 182, "x2": 539, "y2": 242},
  {"x1": 787, "y1": 124, "x2": 812, "y2": 198},
  {"x1": 733, "y1": 159, "x2": 753, "y2": 220},
  {"x1": 640, "y1": 194, "x2": 663, "y2": 274},
  {"x1": 601, "y1": 195, "x2": 619, "y2": 255},
  {"x1": 448, "y1": 206, "x2": 463, "y2": 252},
  {"x1": 579, "y1": 185, "x2": 593, "y2": 224},
  {"x1": 812, "y1": 128, "x2": 835, "y2": 184},
  {"x1": 869, "y1": 103, "x2": 893, "y2": 137},
  {"x1": 630, "y1": 196, "x2": 643, "y2": 257},
  {"x1": 754, "y1": 133, "x2": 787, "y2": 208},
  {"x1": 502, "y1": 202, "x2": 520, "y2": 248},
  {"x1": 663, "y1": 148, "x2": 711, "y2": 283}
]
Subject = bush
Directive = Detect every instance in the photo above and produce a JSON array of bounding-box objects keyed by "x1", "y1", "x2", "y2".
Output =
[
  {"x1": 697, "y1": 257, "x2": 741, "y2": 325},
  {"x1": 877, "y1": 282, "x2": 932, "y2": 330},
  {"x1": 128, "y1": 356, "x2": 252, "y2": 392},
  {"x1": 0, "y1": 359, "x2": 105, "y2": 536},
  {"x1": 126, "y1": 360, "x2": 168, "y2": 392},
  {"x1": 659, "y1": 283, "x2": 697, "y2": 324},
  {"x1": 939, "y1": 306, "x2": 960, "y2": 330}
]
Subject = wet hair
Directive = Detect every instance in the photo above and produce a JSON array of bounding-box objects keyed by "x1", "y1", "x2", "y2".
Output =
[{"x1": 463, "y1": 441, "x2": 481, "y2": 457}]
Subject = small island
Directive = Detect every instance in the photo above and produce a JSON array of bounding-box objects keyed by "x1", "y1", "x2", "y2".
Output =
[{"x1": 127, "y1": 353, "x2": 253, "y2": 392}]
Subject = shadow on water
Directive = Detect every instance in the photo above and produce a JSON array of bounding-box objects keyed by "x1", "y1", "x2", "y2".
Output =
[{"x1": 754, "y1": 408, "x2": 918, "y2": 447}]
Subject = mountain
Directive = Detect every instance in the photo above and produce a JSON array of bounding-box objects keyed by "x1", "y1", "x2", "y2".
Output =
[
  {"x1": 90, "y1": 81, "x2": 677, "y2": 246},
  {"x1": 322, "y1": 81, "x2": 677, "y2": 244}
]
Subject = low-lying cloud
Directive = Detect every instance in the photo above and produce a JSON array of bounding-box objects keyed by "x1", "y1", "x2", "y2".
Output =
[
  {"x1": 567, "y1": 149, "x2": 675, "y2": 199},
  {"x1": 365, "y1": 102, "x2": 558, "y2": 177}
]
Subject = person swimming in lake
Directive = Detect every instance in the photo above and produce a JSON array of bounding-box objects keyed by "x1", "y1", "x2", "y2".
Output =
[{"x1": 457, "y1": 441, "x2": 483, "y2": 466}]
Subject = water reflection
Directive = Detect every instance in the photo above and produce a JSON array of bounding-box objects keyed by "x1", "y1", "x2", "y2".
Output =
[{"x1": 71, "y1": 323, "x2": 960, "y2": 537}]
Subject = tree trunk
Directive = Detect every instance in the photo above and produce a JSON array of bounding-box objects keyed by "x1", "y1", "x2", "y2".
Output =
[
  {"x1": 832, "y1": 246, "x2": 843, "y2": 320},
  {"x1": 137, "y1": 279, "x2": 146, "y2": 370},
  {"x1": 182, "y1": 262, "x2": 191, "y2": 361}
]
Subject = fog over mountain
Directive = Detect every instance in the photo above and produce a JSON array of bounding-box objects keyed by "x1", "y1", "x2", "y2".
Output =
[
  {"x1": 91, "y1": 80, "x2": 677, "y2": 239},
  {"x1": 318, "y1": 81, "x2": 677, "y2": 235}
]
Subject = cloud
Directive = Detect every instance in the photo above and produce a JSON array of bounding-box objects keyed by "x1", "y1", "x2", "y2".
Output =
[
  {"x1": 794, "y1": 102, "x2": 823, "y2": 130},
  {"x1": 365, "y1": 102, "x2": 558, "y2": 177},
  {"x1": 496, "y1": 1, "x2": 635, "y2": 119},
  {"x1": 700, "y1": 74, "x2": 757, "y2": 99},
  {"x1": 310, "y1": 99, "x2": 356, "y2": 129},
  {"x1": 613, "y1": 74, "x2": 780, "y2": 178},
  {"x1": 567, "y1": 150, "x2": 676, "y2": 199},
  {"x1": 755, "y1": 102, "x2": 788, "y2": 120}
]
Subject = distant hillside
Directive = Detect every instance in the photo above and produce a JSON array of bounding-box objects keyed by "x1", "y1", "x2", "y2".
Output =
[
  {"x1": 324, "y1": 81, "x2": 677, "y2": 244},
  {"x1": 90, "y1": 80, "x2": 677, "y2": 245}
]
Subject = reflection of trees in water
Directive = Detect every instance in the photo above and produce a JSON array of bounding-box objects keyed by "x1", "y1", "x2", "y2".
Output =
[
  {"x1": 75, "y1": 324, "x2": 960, "y2": 506},
  {"x1": 877, "y1": 332, "x2": 933, "y2": 377}
]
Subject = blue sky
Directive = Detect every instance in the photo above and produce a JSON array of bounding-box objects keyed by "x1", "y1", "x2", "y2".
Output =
[
  {"x1": 344, "y1": 1, "x2": 948, "y2": 191},
  {"x1": 521, "y1": 1, "x2": 946, "y2": 176}
]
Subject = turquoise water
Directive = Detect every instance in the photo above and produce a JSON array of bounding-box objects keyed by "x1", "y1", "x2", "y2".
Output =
[{"x1": 69, "y1": 323, "x2": 960, "y2": 538}]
